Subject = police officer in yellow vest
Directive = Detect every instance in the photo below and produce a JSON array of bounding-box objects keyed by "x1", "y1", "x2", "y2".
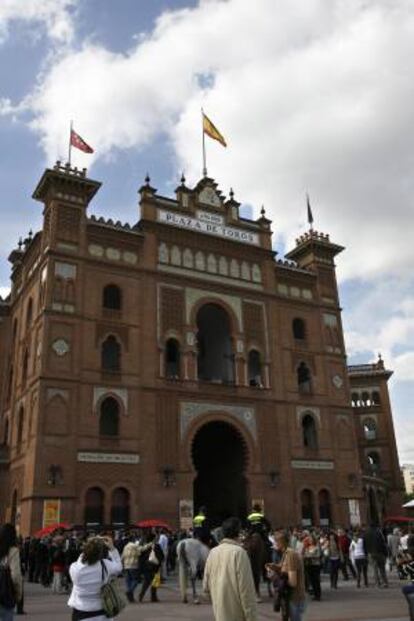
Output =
[
  {"x1": 247, "y1": 503, "x2": 271, "y2": 535},
  {"x1": 193, "y1": 506, "x2": 211, "y2": 545},
  {"x1": 193, "y1": 506, "x2": 207, "y2": 529}
]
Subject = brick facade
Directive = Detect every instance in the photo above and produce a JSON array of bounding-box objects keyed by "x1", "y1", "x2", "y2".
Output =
[{"x1": 0, "y1": 162, "x2": 404, "y2": 534}]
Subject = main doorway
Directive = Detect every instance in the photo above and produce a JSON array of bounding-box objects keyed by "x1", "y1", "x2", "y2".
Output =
[{"x1": 192, "y1": 420, "x2": 248, "y2": 526}]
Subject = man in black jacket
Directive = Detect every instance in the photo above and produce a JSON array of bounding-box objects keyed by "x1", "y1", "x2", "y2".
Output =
[{"x1": 363, "y1": 525, "x2": 389, "y2": 587}]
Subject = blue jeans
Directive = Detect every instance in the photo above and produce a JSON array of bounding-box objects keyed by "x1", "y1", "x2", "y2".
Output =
[
  {"x1": 402, "y1": 583, "x2": 414, "y2": 620},
  {"x1": 125, "y1": 568, "x2": 140, "y2": 595},
  {"x1": 289, "y1": 600, "x2": 306, "y2": 621},
  {"x1": 0, "y1": 605, "x2": 14, "y2": 621}
]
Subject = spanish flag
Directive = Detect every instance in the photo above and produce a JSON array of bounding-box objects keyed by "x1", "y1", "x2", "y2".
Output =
[{"x1": 202, "y1": 112, "x2": 227, "y2": 147}]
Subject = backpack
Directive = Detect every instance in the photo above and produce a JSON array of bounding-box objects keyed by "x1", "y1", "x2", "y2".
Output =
[
  {"x1": 100, "y1": 561, "x2": 126, "y2": 618},
  {"x1": 0, "y1": 555, "x2": 16, "y2": 610}
]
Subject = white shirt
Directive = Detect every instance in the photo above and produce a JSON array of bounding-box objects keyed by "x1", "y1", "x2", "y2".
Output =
[
  {"x1": 350, "y1": 538, "x2": 366, "y2": 560},
  {"x1": 68, "y1": 548, "x2": 122, "y2": 619},
  {"x1": 158, "y1": 533, "x2": 169, "y2": 555}
]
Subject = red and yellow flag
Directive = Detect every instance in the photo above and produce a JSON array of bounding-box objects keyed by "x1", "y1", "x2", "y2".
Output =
[{"x1": 202, "y1": 112, "x2": 227, "y2": 147}]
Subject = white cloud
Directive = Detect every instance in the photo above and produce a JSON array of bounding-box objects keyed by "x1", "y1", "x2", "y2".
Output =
[
  {"x1": 0, "y1": 0, "x2": 76, "y2": 45},
  {"x1": 0, "y1": 286, "x2": 10, "y2": 300},
  {"x1": 5, "y1": 0, "x2": 412, "y2": 282}
]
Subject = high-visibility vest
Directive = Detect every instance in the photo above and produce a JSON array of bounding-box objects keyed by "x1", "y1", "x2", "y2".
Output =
[
  {"x1": 247, "y1": 512, "x2": 264, "y2": 524},
  {"x1": 193, "y1": 514, "x2": 206, "y2": 527}
]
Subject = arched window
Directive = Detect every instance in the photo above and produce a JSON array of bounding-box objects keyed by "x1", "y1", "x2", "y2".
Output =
[
  {"x1": 293, "y1": 318, "x2": 306, "y2": 340},
  {"x1": 300, "y1": 489, "x2": 314, "y2": 525},
  {"x1": 16, "y1": 407, "x2": 24, "y2": 448},
  {"x1": 372, "y1": 391, "x2": 381, "y2": 405},
  {"x1": 103, "y1": 284, "x2": 122, "y2": 311},
  {"x1": 196, "y1": 304, "x2": 234, "y2": 384},
  {"x1": 111, "y1": 487, "x2": 130, "y2": 525},
  {"x1": 99, "y1": 397, "x2": 120, "y2": 436},
  {"x1": 302, "y1": 414, "x2": 318, "y2": 449},
  {"x1": 318, "y1": 489, "x2": 332, "y2": 525},
  {"x1": 3, "y1": 418, "x2": 9, "y2": 445},
  {"x1": 361, "y1": 391, "x2": 370, "y2": 406},
  {"x1": 363, "y1": 418, "x2": 377, "y2": 441},
  {"x1": 26, "y1": 298, "x2": 33, "y2": 329},
  {"x1": 84, "y1": 487, "x2": 104, "y2": 525},
  {"x1": 6, "y1": 366, "x2": 13, "y2": 402},
  {"x1": 367, "y1": 451, "x2": 381, "y2": 473},
  {"x1": 101, "y1": 336, "x2": 121, "y2": 372},
  {"x1": 12, "y1": 319, "x2": 18, "y2": 346},
  {"x1": 248, "y1": 350, "x2": 262, "y2": 387},
  {"x1": 165, "y1": 338, "x2": 180, "y2": 379},
  {"x1": 22, "y1": 349, "x2": 29, "y2": 385},
  {"x1": 297, "y1": 362, "x2": 312, "y2": 394},
  {"x1": 351, "y1": 392, "x2": 359, "y2": 407},
  {"x1": 11, "y1": 490, "x2": 18, "y2": 525}
]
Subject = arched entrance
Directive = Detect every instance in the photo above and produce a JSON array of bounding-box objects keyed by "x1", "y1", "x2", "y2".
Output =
[{"x1": 192, "y1": 420, "x2": 248, "y2": 526}]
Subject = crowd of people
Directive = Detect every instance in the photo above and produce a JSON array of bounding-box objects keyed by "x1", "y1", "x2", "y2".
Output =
[{"x1": 0, "y1": 512, "x2": 413, "y2": 621}]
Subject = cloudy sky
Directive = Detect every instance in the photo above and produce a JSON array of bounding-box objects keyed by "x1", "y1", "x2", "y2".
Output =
[{"x1": 0, "y1": 0, "x2": 413, "y2": 463}]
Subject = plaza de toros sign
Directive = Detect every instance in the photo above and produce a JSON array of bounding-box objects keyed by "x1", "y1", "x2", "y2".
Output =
[{"x1": 158, "y1": 209, "x2": 260, "y2": 245}]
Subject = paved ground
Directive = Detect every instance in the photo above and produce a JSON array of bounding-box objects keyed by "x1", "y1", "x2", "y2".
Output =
[{"x1": 21, "y1": 573, "x2": 408, "y2": 621}]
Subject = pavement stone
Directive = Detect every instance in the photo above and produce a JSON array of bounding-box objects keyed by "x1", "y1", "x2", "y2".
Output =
[{"x1": 20, "y1": 573, "x2": 408, "y2": 620}]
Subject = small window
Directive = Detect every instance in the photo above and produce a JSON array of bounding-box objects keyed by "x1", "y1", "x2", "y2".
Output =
[
  {"x1": 367, "y1": 451, "x2": 381, "y2": 472},
  {"x1": 293, "y1": 318, "x2": 306, "y2": 340},
  {"x1": 26, "y1": 298, "x2": 33, "y2": 328},
  {"x1": 103, "y1": 285, "x2": 122, "y2": 310},
  {"x1": 22, "y1": 350, "x2": 29, "y2": 385},
  {"x1": 351, "y1": 392, "x2": 359, "y2": 407},
  {"x1": 372, "y1": 391, "x2": 381, "y2": 405},
  {"x1": 363, "y1": 419, "x2": 377, "y2": 441},
  {"x1": 165, "y1": 339, "x2": 180, "y2": 379},
  {"x1": 297, "y1": 362, "x2": 312, "y2": 394},
  {"x1": 302, "y1": 414, "x2": 318, "y2": 449},
  {"x1": 16, "y1": 407, "x2": 24, "y2": 447},
  {"x1": 248, "y1": 350, "x2": 263, "y2": 387},
  {"x1": 3, "y1": 418, "x2": 9, "y2": 446},
  {"x1": 101, "y1": 336, "x2": 121, "y2": 372},
  {"x1": 99, "y1": 397, "x2": 120, "y2": 436}
]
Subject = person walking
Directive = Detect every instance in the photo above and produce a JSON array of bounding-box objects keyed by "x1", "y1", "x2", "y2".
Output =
[
  {"x1": 350, "y1": 529, "x2": 369, "y2": 587},
  {"x1": 137, "y1": 534, "x2": 164, "y2": 603},
  {"x1": 338, "y1": 528, "x2": 356, "y2": 580},
  {"x1": 268, "y1": 531, "x2": 306, "y2": 621},
  {"x1": 387, "y1": 528, "x2": 400, "y2": 572},
  {"x1": 121, "y1": 537, "x2": 151, "y2": 603},
  {"x1": 0, "y1": 524, "x2": 23, "y2": 621},
  {"x1": 323, "y1": 531, "x2": 342, "y2": 589},
  {"x1": 303, "y1": 532, "x2": 322, "y2": 601},
  {"x1": 203, "y1": 517, "x2": 258, "y2": 621},
  {"x1": 68, "y1": 535, "x2": 122, "y2": 621},
  {"x1": 364, "y1": 525, "x2": 389, "y2": 588}
]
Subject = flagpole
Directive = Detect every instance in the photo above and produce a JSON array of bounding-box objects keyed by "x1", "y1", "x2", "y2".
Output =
[
  {"x1": 68, "y1": 120, "x2": 73, "y2": 166},
  {"x1": 201, "y1": 109, "x2": 207, "y2": 177}
]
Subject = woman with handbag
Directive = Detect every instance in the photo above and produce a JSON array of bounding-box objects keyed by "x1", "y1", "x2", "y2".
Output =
[
  {"x1": 68, "y1": 536, "x2": 122, "y2": 621},
  {"x1": 138, "y1": 534, "x2": 164, "y2": 603},
  {"x1": 0, "y1": 524, "x2": 23, "y2": 621}
]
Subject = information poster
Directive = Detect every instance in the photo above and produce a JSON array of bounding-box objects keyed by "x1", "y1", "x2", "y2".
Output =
[
  {"x1": 43, "y1": 499, "x2": 61, "y2": 528},
  {"x1": 348, "y1": 499, "x2": 361, "y2": 527},
  {"x1": 179, "y1": 499, "x2": 193, "y2": 530}
]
